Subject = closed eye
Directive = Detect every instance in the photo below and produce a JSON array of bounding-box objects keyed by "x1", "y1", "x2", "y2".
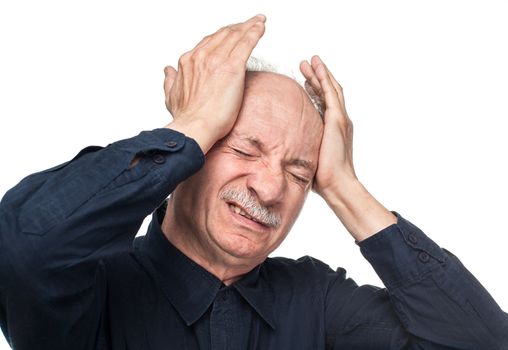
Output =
[
  {"x1": 232, "y1": 148, "x2": 253, "y2": 157},
  {"x1": 291, "y1": 173, "x2": 311, "y2": 185}
]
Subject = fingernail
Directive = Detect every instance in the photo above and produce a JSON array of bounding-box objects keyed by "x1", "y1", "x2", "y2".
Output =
[{"x1": 254, "y1": 14, "x2": 266, "y2": 22}]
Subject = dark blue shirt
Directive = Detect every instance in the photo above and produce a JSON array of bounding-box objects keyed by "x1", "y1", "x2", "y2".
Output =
[{"x1": 0, "y1": 128, "x2": 507, "y2": 349}]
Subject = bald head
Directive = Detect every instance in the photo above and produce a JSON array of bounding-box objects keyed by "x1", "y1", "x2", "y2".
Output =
[
  {"x1": 243, "y1": 71, "x2": 323, "y2": 128},
  {"x1": 245, "y1": 57, "x2": 324, "y2": 118}
]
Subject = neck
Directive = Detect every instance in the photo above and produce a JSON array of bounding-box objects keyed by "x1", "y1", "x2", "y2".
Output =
[{"x1": 160, "y1": 199, "x2": 257, "y2": 285}]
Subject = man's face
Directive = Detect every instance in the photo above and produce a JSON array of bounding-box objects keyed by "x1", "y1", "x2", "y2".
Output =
[{"x1": 171, "y1": 72, "x2": 323, "y2": 265}]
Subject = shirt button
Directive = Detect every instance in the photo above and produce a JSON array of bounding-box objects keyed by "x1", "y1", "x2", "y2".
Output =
[
  {"x1": 408, "y1": 233, "x2": 418, "y2": 244},
  {"x1": 418, "y1": 251, "x2": 430, "y2": 263},
  {"x1": 152, "y1": 154, "x2": 165, "y2": 164},
  {"x1": 165, "y1": 140, "x2": 178, "y2": 148}
]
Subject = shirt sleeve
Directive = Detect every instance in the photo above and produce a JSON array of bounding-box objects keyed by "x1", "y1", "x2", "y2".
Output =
[
  {"x1": 325, "y1": 212, "x2": 508, "y2": 349},
  {"x1": 0, "y1": 128, "x2": 204, "y2": 350}
]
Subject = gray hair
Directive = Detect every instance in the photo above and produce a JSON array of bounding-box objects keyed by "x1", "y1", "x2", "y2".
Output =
[
  {"x1": 246, "y1": 57, "x2": 324, "y2": 118},
  {"x1": 219, "y1": 187, "x2": 281, "y2": 229}
]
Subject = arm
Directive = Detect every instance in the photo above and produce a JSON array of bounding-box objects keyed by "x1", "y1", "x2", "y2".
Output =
[
  {"x1": 325, "y1": 213, "x2": 508, "y2": 349},
  {"x1": 0, "y1": 14, "x2": 266, "y2": 349},
  {"x1": 300, "y1": 56, "x2": 508, "y2": 348},
  {"x1": 0, "y1": 128, "x2": 204, "y2": 349}
]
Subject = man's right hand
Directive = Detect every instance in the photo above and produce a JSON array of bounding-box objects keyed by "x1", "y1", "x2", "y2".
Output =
[{"x1": 163, "y1": 15, "x2": 266, "y2": 154}]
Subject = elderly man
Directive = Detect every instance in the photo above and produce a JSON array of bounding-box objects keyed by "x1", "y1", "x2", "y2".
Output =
[{"x1": 0, "y1": 15, "x2": 507, "y2": 349}]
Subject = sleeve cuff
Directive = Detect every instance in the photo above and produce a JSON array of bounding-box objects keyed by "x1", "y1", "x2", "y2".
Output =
[
  {"x1": 358, "y1": 212, "x2": 447, "y2": 290},
  {"x1": 110, "y1": 128, "x2": 202, "y2": 156}
]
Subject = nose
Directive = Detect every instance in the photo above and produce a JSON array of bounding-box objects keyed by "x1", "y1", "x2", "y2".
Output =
[{"x1": 245, "y1": 162, "x2": 286, "y2": 207}]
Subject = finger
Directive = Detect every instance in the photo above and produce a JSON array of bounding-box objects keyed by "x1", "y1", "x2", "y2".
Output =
[
  {"x1": 320, "y1": 61, "x2": 345, "y2": 106},
  {"x1": 228, "y1": 20, "x2": 266, "y2": 62},
  {"x1": 213, "y1": 15, "x2": 266, "y2": 58},
  {"x1": 311, "y1": 56, "x2": 346, "y2": 106},
  {"x1": 193, "y1": 21, "x2": 244, "y2": 51},
  {"x1": 198, "y1": 14, "x2": 266, "y2": 54},
  {"x1": 194, "y1": 34, "x2": 213, "y2": 50},
  {"x1": 311, "y1": 56, "x2": 341, "y2": 112},
  {"x1": 163, "y1": 66, "x2": 177, "y2": 96},
  {"x1": 300, "y1": 60, "x2": 321, "y2": 93},
  {"x1": 163, "y1": 66, "x2": 178, "y2": 110}
]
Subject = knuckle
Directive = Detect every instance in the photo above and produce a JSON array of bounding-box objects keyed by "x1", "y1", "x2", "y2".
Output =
[
  {"x1": 226, "y1": 28, "x2": 243, "y2": 41},
  {"x1": 252, "y1": 21, "x2": 265, "y2": 32},
  {"x1": 219, "y1": 24, "x2": 238, "y2": 35},
  {"x1": 347, "y1": 120, "x2": 354, "y2": 132},
  {"x1": 191, "y1": 49, "x2": 207, "y2": 63},
  {"x1": 240, "y1": 33, "x2": 257, "y2": 47},
  {"x1": 338, "y1": 117, "x2": 350, "y2": 129},
  {"x1": 217, "y1": 25, "x2": 229, "y2": 34},
  {"x1": 178, "y1": 51, "x2": 192, "y2": 66}
]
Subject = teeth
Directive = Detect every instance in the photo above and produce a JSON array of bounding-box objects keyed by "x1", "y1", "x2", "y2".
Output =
[{"x1": 229, "y1": 204, "x2": 257, "y2": 222}]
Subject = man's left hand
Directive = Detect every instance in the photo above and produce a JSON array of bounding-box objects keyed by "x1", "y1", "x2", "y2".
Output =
[{"x1": 300, "y1": 56, "x2": 396, "y2": 241}]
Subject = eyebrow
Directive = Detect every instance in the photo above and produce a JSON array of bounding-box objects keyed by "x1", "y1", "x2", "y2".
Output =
[
  {"x1": 287, "y1": 158, "x2": 315, "y2": 173},
  {"x1": 239, "y1": 136, "x2": 315, "y2": 173},
  {"x1": 241, "y1": 136, "x2": 264, "y2": 150}
]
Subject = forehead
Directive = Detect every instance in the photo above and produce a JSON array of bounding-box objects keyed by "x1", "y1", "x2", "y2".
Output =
[{"x1": 229, "y1": 72, "x2": 323, "y2": 159}]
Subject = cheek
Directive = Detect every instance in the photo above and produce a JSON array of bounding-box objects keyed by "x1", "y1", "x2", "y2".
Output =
[
  {"x1": 191, "y1": 153, "x2": 241, "y2": 196},
  {"x1": 206, "y1": 149, "x2": 245, "y2": 175},
  {"x1": 281, "y1": 191, "x2": 308, "y2": 229},
  {"x1": 263, "y1": 192, "x2": 307, "y2": 250},
  {"x1": 174, "y1": 153, "x2": 230, "y2": 221}
]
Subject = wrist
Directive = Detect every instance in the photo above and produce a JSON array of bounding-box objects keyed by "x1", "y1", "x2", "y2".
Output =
[
  {"x1": 321, "y1": 179, "x2": 397, "y2": 242},
  {"x1": 165, "y1": 118, "x2": 218, "y2": 155}
]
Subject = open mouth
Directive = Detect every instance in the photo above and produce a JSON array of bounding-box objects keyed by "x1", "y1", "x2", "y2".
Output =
[{"x1": 227, "y1": 202, "x2": 267, "y2": 227}]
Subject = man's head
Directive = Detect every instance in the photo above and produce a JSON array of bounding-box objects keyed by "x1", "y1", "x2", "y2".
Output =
[{"x1": 164, "y1": 70, "x2": 324, "y2": 271}]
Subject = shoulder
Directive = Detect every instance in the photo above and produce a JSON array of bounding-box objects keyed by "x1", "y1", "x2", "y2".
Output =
[
  {"x1": 265, "y1": 255, "x2": 333, "y2": 272},
  {"x1": 262, "y1": 255, "x2": 347, "y2": 289},
  {"x1": 102, "y1": 237, "x2": 154, "y2": 288}
]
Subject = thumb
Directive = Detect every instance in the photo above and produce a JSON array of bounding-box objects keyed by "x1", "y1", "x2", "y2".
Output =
[{"x1": 163, "y1": 65, "x2": 177, "y2": 96}]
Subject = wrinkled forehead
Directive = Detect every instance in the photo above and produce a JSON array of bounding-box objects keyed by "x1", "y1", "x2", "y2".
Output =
[
  {"x1": 243, "y1": 71, "x2": 322, "y2": 120},
  {"x1": 231, "y1": 72, "x2": 324, "y2": 163},
  {"x1": 244, "y1": 71, "x2": 322, "y2": 114}
]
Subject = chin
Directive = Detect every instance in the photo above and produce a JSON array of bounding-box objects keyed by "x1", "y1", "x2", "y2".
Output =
[{"x1": 214, "y1": 231, "x2": 267, "y2": 261}]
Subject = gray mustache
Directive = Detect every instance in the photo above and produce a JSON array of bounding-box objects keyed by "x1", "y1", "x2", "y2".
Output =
[{"x1": 219, "y1": 188, "x2": 282, "y2": 229}]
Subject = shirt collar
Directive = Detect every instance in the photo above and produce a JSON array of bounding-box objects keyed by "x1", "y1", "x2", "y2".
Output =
[
  {"x1": 233, "y1": 263, "x2": 276, "y2": 329},
  {"x1": 134, "y1": 202, "x2": 276, "y2": 329}
]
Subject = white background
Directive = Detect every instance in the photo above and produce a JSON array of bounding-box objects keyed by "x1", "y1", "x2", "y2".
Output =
[{"x1": 1, "y1": 0, "x2": 507, "y2": 348}]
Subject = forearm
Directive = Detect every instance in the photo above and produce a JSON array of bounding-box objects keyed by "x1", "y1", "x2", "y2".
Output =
[
  {"x1": 359, "y1": 214, "x2": 508, "y2": 348},
  {"x1": 0, "y1": 128, "x2": 205, "y2": 349},
  {"x1": 0, "y1": 128, "x2": 204, "y2": 287},
  {"x1": 320, "y1": 178, "x2": 397, "y2": 242}
]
